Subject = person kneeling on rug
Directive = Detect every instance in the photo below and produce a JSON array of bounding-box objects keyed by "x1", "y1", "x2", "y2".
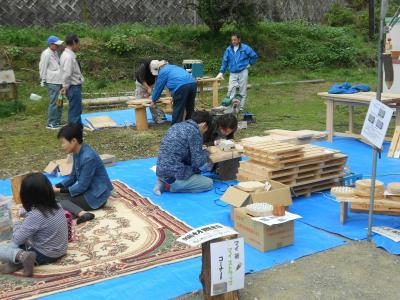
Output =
[
  {"x1": 54, "y1": 124, "x2": 113, "y2": 224},
  {"x1": 0, "y1": 173, "x2": 68, "y2": 277},
  {"x1": 154, "y1": 111, "x2": 213, "y2": 195}
]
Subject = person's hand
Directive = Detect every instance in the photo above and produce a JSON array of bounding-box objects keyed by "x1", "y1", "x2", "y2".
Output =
[
  {"x1": 215, "y1": 73, "x2": 224, "y2": 80},
  {"x1": 150, "y1": 101, "x2": 155, "y2": 108},
  {"x1": 60, "y1": 87, "x2": 67, "y2": 96},
  {"x1": 40, "y1": 80, "x2": 46, "y2": 87},
  {"x1": 53, "y1": 186, "x2": 61, "y2": 193},
  {"x1": 198, "y1": 122, "x2": 208, "y2": 134}
]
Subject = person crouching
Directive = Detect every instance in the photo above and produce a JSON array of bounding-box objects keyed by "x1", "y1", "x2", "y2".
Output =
[{"x1": 154, "y1": 111, "x2": 213, "y2": 195}]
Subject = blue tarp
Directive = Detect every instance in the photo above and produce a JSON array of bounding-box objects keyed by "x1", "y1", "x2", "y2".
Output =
[
  {"x1": 81, "y1": 108, "x2": 172, "y2": 128},
  {"x1": 1, "y1": 157, "x2": 346, "y2": 300}
]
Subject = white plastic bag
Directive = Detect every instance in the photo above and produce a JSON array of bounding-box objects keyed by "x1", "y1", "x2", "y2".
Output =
[{"x1": 0, "y1": 195, "x2": 13, "y2": 241}]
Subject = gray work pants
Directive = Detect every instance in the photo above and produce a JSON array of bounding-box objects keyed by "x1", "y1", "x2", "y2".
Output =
[{"x1": 228, "y1": 68, "x2": 248, "y2": 109}]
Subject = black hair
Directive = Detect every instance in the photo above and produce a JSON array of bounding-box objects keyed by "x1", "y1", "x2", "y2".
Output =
[
  {"x1": 57, "y1": 123, "x2": 83, "y2": 144},
  {"x1": 65, "y1": 33, "x2": 79, "y2": 46},
  {"x1": 217, "y1": 113, "x2": 238, "y2": 131},
  {"x1": 20, "y1": 173, "x2": 58, "y2": 214},
  {"x1": 231, "y1": 32, "x2": 241, "y2": 39},
  {"x1": 191, "y1": 110, "x2": 212, "y2": 128}
]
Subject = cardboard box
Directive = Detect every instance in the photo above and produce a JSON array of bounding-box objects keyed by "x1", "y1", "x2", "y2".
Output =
[
  {"x1": 221, "y1": 180, "x2": 292, "y2": 219},
  {"x1": 234, "y1": 207, "x2": 294, "y2": 252}
]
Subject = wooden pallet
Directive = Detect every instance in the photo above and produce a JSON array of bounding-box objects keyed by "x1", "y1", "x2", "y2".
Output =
[
  {"x1": 388, "y1": 126, "x2": 400, "y2": 158},
  {"x1": 292, "y1": 178, "x2": 340, "y2": 197}
]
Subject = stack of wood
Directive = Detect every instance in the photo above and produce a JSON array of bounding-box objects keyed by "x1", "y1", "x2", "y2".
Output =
[
  {"x1": 348, "y1": 180, "x2": 400, "y2": 215},
  {"x1": 237, "y1": 140, "x2": 347, "y2": 197}
]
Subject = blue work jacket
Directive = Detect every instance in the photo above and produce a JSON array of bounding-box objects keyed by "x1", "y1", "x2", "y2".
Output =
[{"x1": 219, "y1": 43, "x2": 258, "y2": 74}]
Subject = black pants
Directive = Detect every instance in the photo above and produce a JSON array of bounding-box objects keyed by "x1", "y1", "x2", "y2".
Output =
[
  {"x1": 56, "y1": 194, "x2": 92, "y2": 216},
  {"x1": 172, "y1": 82, "x2": 197, "y2": 124}
]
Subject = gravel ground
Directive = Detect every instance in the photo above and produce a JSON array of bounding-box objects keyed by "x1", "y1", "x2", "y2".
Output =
[{"x1": 175, "y1": 241, "x2": 400, "y2": 300}]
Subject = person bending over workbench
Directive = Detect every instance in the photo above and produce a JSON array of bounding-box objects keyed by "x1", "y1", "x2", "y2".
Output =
[
  {"x1": 53, "y1": 124, "x2": 113, "y2": 224},
  {"x1": 204, "y1": 113, "x2": 238, "y2": 147},
  {"x1": 150, "y1": 60, "x2": 197, "y2": 124},
  {"x1": 134, "y1": 59, "x2": 166, "y2": 124},
  {"x1": 154, "y1": 111, "x2": 213, "y2": 195}
]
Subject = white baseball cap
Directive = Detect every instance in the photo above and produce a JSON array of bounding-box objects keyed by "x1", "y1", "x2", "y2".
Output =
[{"x1": 150, "y1": 60, "x2": 168, "y2": 75}]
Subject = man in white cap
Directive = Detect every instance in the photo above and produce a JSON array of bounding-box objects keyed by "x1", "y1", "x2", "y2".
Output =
[
  {"x1": 39, "y1": 35, "x2": 64, "y2": 129},
  {"x1": 150, "y1": 60, "x2": 196, "y2": 124}
]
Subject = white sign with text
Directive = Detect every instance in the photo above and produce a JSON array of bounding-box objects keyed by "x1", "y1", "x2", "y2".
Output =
[
  {"x1": 361, "y1": 99, "x2": 393, "y2": 148},
  {"x1": 210, "y1": 238, "x2": 245, "y2": 296},
  {"x1": 177, "y1": 223, "x2": 238, "y2": 247}
]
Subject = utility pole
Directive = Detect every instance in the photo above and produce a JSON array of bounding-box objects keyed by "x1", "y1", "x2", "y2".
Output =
[{"x1": 369, "y1": 0, "x2": 375, "y2": 40}]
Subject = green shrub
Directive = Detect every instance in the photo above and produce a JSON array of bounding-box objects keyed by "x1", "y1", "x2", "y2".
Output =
[
  {"x1": 324, "y1": 4, "x2": 355, "y2": 27},
  {"x1": 0, "y1": 100, "x2": 26, "y2": 118},
  {"x1": 6, "y1": 46, "x2": 23, "y2": 59},
  {"x1": 105, "y1": 34, "x2": 134, "y2": 55}
]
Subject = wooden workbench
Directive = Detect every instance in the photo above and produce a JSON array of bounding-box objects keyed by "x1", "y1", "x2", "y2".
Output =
[
  {"x1": 318, "y1": 92, "x2": 400, "y2": 142},
  {"x1": 197, "y1": 77, "x2": 222, "y2": 107}
]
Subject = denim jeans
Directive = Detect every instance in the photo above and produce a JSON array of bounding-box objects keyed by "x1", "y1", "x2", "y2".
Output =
[
  {"x1": 170, "y1": 174, "x2": 213, "y2": 193},
  {"x1": 67, "y1": 85, "x2": 82, "y2": 125},
  {"x1": 46, "y1": 83, "x2": 63, "y2": 126},
  {"x1": 172, "y1": 82, "x2": 197, "y2": 124},
  {"x1": 0, "y1": 241, "x2": 20, "y2": 263},
  {"x1": 0, "y1": 242, "x2": 60, "y2": 265}
]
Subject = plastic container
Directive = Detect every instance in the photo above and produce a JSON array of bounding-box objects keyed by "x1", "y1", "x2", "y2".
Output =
[
  {"x1": 29, "y1": 93, "x2": 42, "y2": 101},
  {"x1": 0, "y1": 195, "x2": 13, "y2": 241}
]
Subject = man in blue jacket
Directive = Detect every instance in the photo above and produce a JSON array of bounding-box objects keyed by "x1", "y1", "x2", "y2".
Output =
[
  {"x1": 150, "y1": 60, "x2": 197, "y2": 124},
  {"x1": 53, "y1": 124, "x2": 113, "y2": 224},
  {"x1": 216, "y1": 33, "x2": 257, "y2": 111},
  {"x1": 154, "y1": 111, "x2": 213, "y2": 195}
]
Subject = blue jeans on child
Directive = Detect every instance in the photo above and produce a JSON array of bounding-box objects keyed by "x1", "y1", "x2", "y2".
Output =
[
  {"x1": 47, "y1": 83, "x2": 63, "y2": 126},
  {"x1": 67, "y1": 85, "x2": 82, "y2": 125},
  {"x1": 169, "y1": 174, "x2": 213, "y2": 193},
  {"x1": 0, "y1": 242, "x2": 59, "y2": 265}
]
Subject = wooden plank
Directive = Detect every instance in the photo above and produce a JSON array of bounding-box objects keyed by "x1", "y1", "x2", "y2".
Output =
[{"x1": 388, "y1": 126, "x2": 400, "y2": 157}]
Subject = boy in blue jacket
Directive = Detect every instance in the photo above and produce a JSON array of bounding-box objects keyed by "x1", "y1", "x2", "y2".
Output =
[
  {"x1": 216, "y1": 33, "x2": 257, "y2": 111},
  {"x1": 53, "y1": 124, "x2": 113, "y2": 224}
]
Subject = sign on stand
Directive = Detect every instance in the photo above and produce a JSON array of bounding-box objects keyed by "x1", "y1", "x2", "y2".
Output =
[
  {"x1": 361, "y1": 99, "x2": 393, "y2": 148},
  {"x1": 210, "y1": 238, "x2": 245, "y2": 296},
  {"x1": 177, "y1": 223, "x2": 238, "y2": 247}
]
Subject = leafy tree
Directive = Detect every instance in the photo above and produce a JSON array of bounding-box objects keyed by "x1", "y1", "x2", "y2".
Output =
[{"x1": 196, "y1": 0, "x2": 257, "y2": 33}]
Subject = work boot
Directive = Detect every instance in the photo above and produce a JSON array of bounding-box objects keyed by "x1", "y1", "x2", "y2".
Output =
[
  {"x1": 19, "y1": 251, "x2": 37, "y2": 277},
  {"x1": 0, "y1": 262, "x2": 22, "y2": 274}
]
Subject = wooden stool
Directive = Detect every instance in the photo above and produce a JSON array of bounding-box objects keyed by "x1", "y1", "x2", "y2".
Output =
[{"x1": 128, "y1": 104, "x2": 149, "y2": 131}]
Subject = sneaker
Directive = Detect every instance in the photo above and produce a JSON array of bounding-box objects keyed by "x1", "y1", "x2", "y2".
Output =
[{"x1": 46, "y1": 124, "x2": 61, "y2": 130}]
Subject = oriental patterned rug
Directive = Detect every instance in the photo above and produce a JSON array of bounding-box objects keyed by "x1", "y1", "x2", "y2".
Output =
[{"x1": 0, "y1": 180, "x2": 200, "y2": 300}]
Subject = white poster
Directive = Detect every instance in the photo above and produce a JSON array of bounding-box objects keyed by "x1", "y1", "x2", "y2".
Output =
[
  {"x1": 372, "y1": 226, "x2": 400, "y2": 242},
  {"x1": 252, "y1": 212, "x2": 302, "y2": 226},
  {"x1": 210, "y1": 238, "x2": 245, "y2": 296},
  {"x1": 177, "y1": 223, "x2": 238, "y2": 247},
  {"x1": 361, "y1": 99, "x2": 393, "y2": 148}
]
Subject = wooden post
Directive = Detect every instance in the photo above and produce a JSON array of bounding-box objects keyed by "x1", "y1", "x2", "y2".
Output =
[
  {"x1": 326, "y1": 99, "x2": 334, "y2": 142},
  {"x1": 199, "y1": 81, "x2": 204, "y2": 102},
  {"x1": 135, "y1": 106, "x2": 149, "y2": 131},
  {"x1": 396, "y1": 103, "x2": 400, "y2": 127},
  {"x1": 200, "y1": 234, "x2": 240, "y2": 300},
  {"x1": 348, "y1": 105, "x2": 354, "y2": 133},
  {"x1": 340, "y1": 201, "x2": 348, "y2": 225},
  {"x1": 212, "y1": 80, "x2": 220, "y2": 107}
]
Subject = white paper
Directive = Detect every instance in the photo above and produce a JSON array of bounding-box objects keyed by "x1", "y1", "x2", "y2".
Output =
[
  {"x1": 361, "y1": 99, "x2": 393, "y2": 148},
  {"x1": 210, "y1": 238, "x2": 245, "y2": 296},
  {"x1": 372, "y1": 226, "x2": 400, "y2": 242},
  {"x1": 177, "y1": 223, "x2": 238, "y2": 247},
  {"x1": 252, "y1": 212, "x2": 302, "y2": 226},
  {"x1": 150, "y1": 165, "x2": 156, "y2": 173}
]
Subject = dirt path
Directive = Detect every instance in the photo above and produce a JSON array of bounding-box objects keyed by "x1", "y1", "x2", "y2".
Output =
[{"x1": 176, "y1": 241, "x2": 400, "y2": 300}]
